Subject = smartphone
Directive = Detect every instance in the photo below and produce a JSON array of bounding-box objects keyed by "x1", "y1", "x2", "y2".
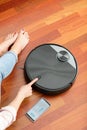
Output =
[{"x1": 26, "y1": 98, "x2": 50, "y2": 122}]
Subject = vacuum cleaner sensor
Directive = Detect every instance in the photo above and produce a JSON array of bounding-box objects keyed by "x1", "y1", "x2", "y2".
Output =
[{"x1": 24, "y1": 44, "x2": 77, "y2": 95}]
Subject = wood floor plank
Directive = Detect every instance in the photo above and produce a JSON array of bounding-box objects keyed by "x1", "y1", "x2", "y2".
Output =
[{"x1": 0, "y1": 0, "x2": 87, "y2": 130}]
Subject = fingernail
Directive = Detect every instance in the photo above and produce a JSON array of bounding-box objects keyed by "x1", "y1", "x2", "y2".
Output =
[{"x1": 37, "y1": 75, "x2": 41, "y2": 80}]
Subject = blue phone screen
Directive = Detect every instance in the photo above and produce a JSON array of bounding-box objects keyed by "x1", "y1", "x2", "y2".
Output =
[{"x1": 26, "y1": 98, "x2": 50, "y2": 121}]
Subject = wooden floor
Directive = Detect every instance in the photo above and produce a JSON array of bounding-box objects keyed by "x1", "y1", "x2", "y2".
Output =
[{"x1": 0, "y1": 0, "x2": 87, "y2": 130}]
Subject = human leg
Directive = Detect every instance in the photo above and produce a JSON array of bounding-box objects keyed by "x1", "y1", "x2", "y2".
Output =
[
  {"x1": 0, "y1": 30, "x2": 29, "y2": 83},
  {"x1": 10, "y1": 30, "x2": 29, "y2": 55},
  {"x1": 0, "y1": 32, "x2": 18, "y2": 56},
  {"x1": 0, "y1": 51, "x2": 17, "y2": 82}
]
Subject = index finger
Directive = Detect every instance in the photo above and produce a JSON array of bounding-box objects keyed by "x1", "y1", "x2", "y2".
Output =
[{"x1": 29, "y1": 78, "x2": 38, "y2": 86}]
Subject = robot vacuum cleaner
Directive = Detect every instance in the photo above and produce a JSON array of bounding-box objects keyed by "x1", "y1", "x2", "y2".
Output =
[{"x1": 24, "y1": 44, "x2": 78, "y2": 95}]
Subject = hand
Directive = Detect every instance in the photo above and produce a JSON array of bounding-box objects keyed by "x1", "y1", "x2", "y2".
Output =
[
  {"x1": 18, "y1": 78, "x2": 38, "y2": 99},
  {"x1": 9, "y1": 78, "x2": 38, "y2": 112}
]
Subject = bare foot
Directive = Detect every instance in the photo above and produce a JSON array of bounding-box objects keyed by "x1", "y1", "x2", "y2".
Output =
[
  {"x1": 0, "y1": 32, "x2": 18, "y2": 56},
  {"x1": 10, "y1": 30, "x2": 29, "y2": 55}
]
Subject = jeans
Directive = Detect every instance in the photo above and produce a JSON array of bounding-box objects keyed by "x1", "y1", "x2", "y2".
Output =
[{"x1": 0, "y1": 51, "x2": 18, "y2": 83}]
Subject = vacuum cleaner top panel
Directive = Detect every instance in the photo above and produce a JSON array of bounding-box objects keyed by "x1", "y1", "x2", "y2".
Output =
[{"x1": 24, "y1": 44, "x2": 77, "y2": 94}]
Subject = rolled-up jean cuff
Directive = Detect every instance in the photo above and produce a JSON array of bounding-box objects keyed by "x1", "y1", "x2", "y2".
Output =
[{"x1": 9, "y1": 51, "x2": 18, "y2": 63}]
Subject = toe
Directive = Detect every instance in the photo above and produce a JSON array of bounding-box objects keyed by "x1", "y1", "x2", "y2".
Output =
[
  {"x1": 20, "y1": 29, "x2": 25, "y2": 34},
  {"x1": 14, "y1": 32, "x2": 18, "y2": 39},
  {"x1": 24, "y1": 32, "x2": 29, "y2": 39}
]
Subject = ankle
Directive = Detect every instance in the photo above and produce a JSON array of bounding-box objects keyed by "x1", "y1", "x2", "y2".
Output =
[
  {"x1": 10, "y1": 48, "x2": 19, "y2": 56},
  {"x1": 10, "y1": 44, "x2": 22, "y2": 56}
]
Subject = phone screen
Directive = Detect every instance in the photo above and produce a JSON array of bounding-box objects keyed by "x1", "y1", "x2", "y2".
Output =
[{"x1": 26, "y1": 98, "x2": 50, "y2": 122}]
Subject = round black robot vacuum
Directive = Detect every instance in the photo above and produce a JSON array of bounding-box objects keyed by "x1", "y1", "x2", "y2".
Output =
[{"x1": 24, "y1": 44, "x2": 78, "y2": 95}]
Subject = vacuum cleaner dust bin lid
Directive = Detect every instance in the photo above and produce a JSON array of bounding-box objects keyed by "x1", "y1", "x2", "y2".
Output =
[{"x1": 24, "y1": 44, "x2": 77, "y2": 95}]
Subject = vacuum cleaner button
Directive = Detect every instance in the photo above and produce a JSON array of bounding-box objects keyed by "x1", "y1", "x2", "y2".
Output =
[{"x1": 57, "y1": 50, "x2": 70, "y2": 62}]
